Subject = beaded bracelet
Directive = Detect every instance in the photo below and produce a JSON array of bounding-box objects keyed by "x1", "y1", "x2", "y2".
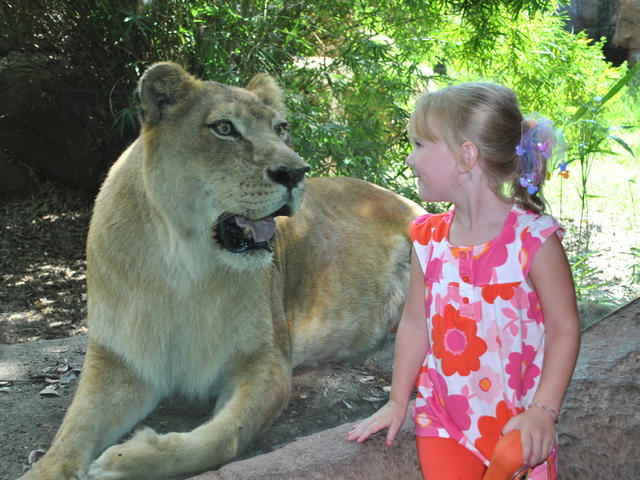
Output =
[{"x1": 529, "y1": 402, "x2": 560, "y2": 418}]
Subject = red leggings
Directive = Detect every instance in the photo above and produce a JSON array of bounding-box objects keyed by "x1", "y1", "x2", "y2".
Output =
[{"x1": 416, "y1": 430, "x2": 524, "y2": 480}]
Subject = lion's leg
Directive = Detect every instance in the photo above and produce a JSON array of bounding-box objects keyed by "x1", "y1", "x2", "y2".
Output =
[
  {"x1": 21, "y1": 340, "x2": 159, "y2": 480},
  {"x1": 87, "y1": 349, "x2": 292, "y2": 480}
]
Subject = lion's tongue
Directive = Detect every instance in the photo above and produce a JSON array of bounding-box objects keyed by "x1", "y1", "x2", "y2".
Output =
[{"x1": 234, "y1": 216, "x2": 276, "y2": 242}]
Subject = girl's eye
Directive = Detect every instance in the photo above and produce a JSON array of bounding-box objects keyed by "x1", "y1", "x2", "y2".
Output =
[{"x1": 210, "y1": 120, "x2": 240, "y2": 138}]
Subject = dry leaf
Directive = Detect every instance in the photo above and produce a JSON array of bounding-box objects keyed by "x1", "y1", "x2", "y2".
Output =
[
  {"x1": 39, "y1": 385, "x2": 60, "y2": 397},
  {"x1": 363, "y1": 396, "x2": 385, "y2": 402},
  {"x1": 59, "y1": 372, "x2": 77, "y2": 385},
  {"x1": 27, "y1": 449, "x2": 46, "y2": 465},
  {"x1": 56, "y1": 364, "x2": 71, "y2": 374}
]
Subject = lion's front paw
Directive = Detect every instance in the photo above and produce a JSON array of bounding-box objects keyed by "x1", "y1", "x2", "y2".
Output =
[
  {"x1": 88, "y1": 428, "x2": 176, "y2": 480},
  {"x1": 87, "y1": 447, "x2": 128, "y2": 480},
  {"x1": 20, "y1": 457, "x2": 87, "y2": 480},
  {"x1": 88, "y1": 444, "x2": 141, "y2": 480}
]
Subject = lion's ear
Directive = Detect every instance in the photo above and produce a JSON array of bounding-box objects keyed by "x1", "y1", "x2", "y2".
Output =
[
  {"x1": 137, "y1": 62, "x2": 198, "y2": 125},
  {"x1": 246, "y1": 74, "x2": 286, "y2": 115}
]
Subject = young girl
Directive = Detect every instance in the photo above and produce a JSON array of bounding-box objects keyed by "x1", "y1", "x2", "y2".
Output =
[{"x1": 347, "y1": 83, "x2": 580, "y2": 479}]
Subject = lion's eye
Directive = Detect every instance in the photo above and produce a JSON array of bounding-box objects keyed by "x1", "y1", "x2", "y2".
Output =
[
  {"x1": 274, "y1": 122, "x2": 289, "y2": 140},
  {"x1": 210, "y1": 120, "x2": 240, "y2": 138}
]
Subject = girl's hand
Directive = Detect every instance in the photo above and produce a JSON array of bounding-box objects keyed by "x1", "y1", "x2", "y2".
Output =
[
  {"x1": 502, "y1": 407, "x2": 557, "y2": 467},
  {"x1": 347, "y1": 400, "x2": 407, "y2": 446}
]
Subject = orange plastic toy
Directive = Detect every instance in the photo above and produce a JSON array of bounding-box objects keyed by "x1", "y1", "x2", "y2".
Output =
[{"x1": 482, "y1": 430, "x2": 527, "y2": 480}]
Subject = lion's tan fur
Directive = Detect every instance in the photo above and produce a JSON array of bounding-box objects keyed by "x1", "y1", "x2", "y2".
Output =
[{"x1": 22, "y1": 63, "x2": 424, "y2": 480}]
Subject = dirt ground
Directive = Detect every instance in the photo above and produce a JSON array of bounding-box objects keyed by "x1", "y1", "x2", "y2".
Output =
[
  {"x1": 0, "y1": 180, "x2": 632, "y2": 479},
  {"x1": 0, "y1": 182, "x2": 91, "y2": 344}
]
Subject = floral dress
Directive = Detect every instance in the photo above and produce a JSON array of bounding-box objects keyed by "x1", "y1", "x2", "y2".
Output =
[{"x1": 410, "y1": 205, "x2": 563, "y2": 478}]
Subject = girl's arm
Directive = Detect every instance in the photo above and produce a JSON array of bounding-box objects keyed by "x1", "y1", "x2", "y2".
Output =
[
  {"x1": 503, "y1": 233, "x2": 581, "y2": 466},
  {"x1": 347, "y1": 247, "x2": 429, "y2": 446}
]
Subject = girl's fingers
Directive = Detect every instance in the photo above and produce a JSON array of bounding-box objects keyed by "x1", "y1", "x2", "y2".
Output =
[
  {"x1": 526, "y1": 432, "x2": 553, "y2": 467},
  {"x1": 385, "y1": 420, "x2": 400, "y2": 446},
  {"x1": 359, "y1": 419, "x2": 387, "y2": 443},
  {"x1": 349, "y1": 422, "x2": 370, "y2": 440},
  {"x1": 529, "y1": 435, "x2": 542, "y2": 466},
  {"x1": 347, "y1": 403, "x2": 404, "y2": 444},
  {"x1": 520, "y1": 431, "x2": 532, "y2": 466},
  {"x1": 546, "y1": 440, "x2": 555, "y2": 459},
  {"x1": 501, "y1": 416, "x2": 518, "y2": 435},
  {"x1": 347, "y1": 422, "x2": 364, "y2": 441},
  {"x1": 347, "y1": 417, "x2": 380, "y2": 443}
]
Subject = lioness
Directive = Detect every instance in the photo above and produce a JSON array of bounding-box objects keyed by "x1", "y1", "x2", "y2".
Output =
[{"x1": 23, "y1": 62, "x2": 424, "y2": 479}]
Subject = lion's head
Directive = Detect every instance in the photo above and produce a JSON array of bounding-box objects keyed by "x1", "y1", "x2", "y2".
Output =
[{"x1": 135, "y1": 62, "x2": 309, "y2": 271}]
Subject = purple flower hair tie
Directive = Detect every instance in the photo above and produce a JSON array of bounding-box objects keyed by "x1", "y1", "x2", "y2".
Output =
[
  {"x1": 515, "y1": 114, "x2": 566, "y2": 195},
  {"x1": 519, "y1": 173, "x2": 538, "y2": 194}
]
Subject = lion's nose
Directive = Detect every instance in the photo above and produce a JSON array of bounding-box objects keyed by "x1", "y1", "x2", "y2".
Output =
[{"x1": 267, "y1": 166, "x2": 310, "y2": 190}]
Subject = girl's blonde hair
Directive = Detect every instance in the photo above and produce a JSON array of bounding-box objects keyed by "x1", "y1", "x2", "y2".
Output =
[{"x1": 408, "y1": 82, "x2": 545, "y2": 213}]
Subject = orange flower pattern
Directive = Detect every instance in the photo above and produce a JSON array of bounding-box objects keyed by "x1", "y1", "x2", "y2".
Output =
[
  {"x1": 481, "y1": 282, "x2": 520, "y2": 303},
  {"x1": 410, "y1": 206, "x2": 563, "y2": 474},
  {"x1": 475, "y1": 400, "x2": 523, "y2": 459},
  {"x1": 431, "y1": 304, "x2": 487, "y2": 376}
]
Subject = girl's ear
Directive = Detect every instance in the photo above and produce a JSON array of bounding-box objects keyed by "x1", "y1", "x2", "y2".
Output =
[{"x1": 458, "y1": 141, "x2": 479, "y2": 173}]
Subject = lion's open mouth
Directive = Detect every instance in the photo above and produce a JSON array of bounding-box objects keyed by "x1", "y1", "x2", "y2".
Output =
[{"x1": 215, "y1": 205, "x2": 292, "y2": 253}]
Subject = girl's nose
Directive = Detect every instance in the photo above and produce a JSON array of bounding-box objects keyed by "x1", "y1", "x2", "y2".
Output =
[{"x1": 405, "y1": 153, "x2": 414, "y2": 167}]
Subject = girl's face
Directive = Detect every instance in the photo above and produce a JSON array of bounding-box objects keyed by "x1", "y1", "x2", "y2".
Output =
[{"x1": 405, "y1": 136, "x2": 460, "y2": 203}]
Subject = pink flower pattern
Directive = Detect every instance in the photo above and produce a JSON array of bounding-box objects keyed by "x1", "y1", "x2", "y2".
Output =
[
  {"x1": 505, "y1": 344, "x2": 541, "y2": 399},
  {"x1": 409, "y1": 205, "x2": 563, "y2": 471},
  {"x1": 418, "y1": 370, "x2": 471, "y2": 442},
  {"x1": 470, "y1": 366, "x2": 503, "y2": 402}
]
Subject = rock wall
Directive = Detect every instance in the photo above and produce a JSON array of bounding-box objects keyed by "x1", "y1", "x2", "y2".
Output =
[
  {"x1": 0, "y1": 53, "x2": 131, "y2": 192},
  {"x1": 565, "y1": 0, "x2": 618, "y2": 42},
  {"x1": 612, "y1": 0, "x2": 640, "y2": 65},
  {"x1": 557, "y1": 297, "x2": 639, "y2": 477},
  {"x1": 565, "y1": 0, "x2": 640, "y2": 65},
  {"x1": 190, "y1": 413, "x2": 422, "y2": 480}
]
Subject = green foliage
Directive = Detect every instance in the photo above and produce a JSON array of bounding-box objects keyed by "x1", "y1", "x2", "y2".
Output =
[
  {"x1": 10, "y1": 0, "x2": 622, "y2": 202},
  {"x1": 560, "y1": 63, "x2": 639, "y2": 253},
  {"x1": 569, "y1": 251, "x2": 610, "y2": 303},
  {"x1": 58, "y1": 0, "x2": 564, "y2": 205},
  {"x1": 4, "y1": 0, "x2": 635, "y2": 191}
]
